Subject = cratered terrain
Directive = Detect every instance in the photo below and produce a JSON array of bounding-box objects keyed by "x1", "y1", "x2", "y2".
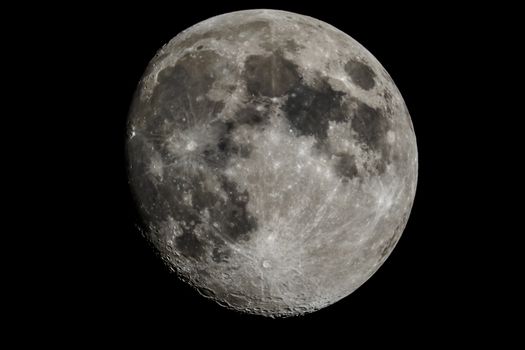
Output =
[{"x1": 127, "y1": 9, "x2": 418, "y2": 317}]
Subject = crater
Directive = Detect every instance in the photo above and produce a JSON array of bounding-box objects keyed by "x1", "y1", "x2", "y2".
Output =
[
  {"x1": 284, "y1": 39, "x2": 303, "y2": 52},
  {"x1": 344, "y1": 59, "x2": 376, "y2": 90},
  {"x1": 236, "y1": 20, "x2": 270, "y2": 35},
  {"x1": 212, "y1": 246, "x2": 231, "y2": 263}
]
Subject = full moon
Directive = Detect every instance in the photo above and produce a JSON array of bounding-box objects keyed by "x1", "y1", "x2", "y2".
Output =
[{"x1": 127, "y1": 9, "x2": 417, "y2": 317}]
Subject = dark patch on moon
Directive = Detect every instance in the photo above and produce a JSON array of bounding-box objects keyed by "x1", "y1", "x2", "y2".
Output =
[
  {"x1": 215, "y1": 136, "x2": 253, "y2": 159},
  {"x1": 235, "y1": 106, "x2": 268, "y2": 126},
  {"x1": 350, "y1": 101, "x2": 391, "y2": 173},
  {"x1": 176, "y1": 31, "x2": 217, "y2": 51},
  {"x1": 175, "y1": 224, "x2": 206, "y2": 259},
  {"x1": 163, "y1": 171, "x2": 257, "y2": 260},
  {"x1": 284, "y1": 39, "x2": 303, "y2": 52},
  {"x1": 283, "y1": 76, "x2": 347, "y2": 142},
  {"x1": 130, "y1": 109, "x2": 261, "y2": 261},
  {"x1": 334, "y1": 153, "x2": 359, "y2": 180},
  {"x1": 210, "y1": 176, "x2": 258, "y2": 242},
  {"x1": 379, "y1": 211, "x2": 409, "y2": 259},
  {"x1": 379, "y1": 233, "x2": 397, "y2": 259},
  {"x1": 351, "y1": 101, "x2": 388, "y2": 152},
  {"x1": 244, "y1": 51, "x2": 301, "y2": 98},
  {"x1": 212, "y1": 246, "x2": 230, "y2": 263},
  {"x1": 202, "y1": 127, "x2": 251, "y2": 166},
  {"x1": 203, "y1": 105, "x2": 269, "y2": 166},
  {"x1": 344, "y1": 59, "x2": 376, "y2": 90}
]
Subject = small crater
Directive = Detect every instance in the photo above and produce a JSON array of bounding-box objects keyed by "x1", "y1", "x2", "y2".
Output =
[
  {"x1": 237, "y1": 20, "x2": 270, "y2": 34},
  {"x1": 344, "y1": 59, "x2": 376, "y2": 90},
  {"x1": 212, "y1": 247, "x2": 230, "y2": 263},
  {"x1": 284, "y1": 39, "x2": 303, "y2": 52}
]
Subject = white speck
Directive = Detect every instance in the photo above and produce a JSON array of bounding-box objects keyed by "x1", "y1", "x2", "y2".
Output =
[
  {"x1": 262, "y1": 260, "x2": 271, "y2": 269},
  {"x1": 186, "y1": 140, "x2": 197, "y2": 151},
  {"x1": 130, "y1": 130, "x2": 136, "y2": 138},
  {"x1": 387, "y1": 130, "x2": 396, "y2": 143}
]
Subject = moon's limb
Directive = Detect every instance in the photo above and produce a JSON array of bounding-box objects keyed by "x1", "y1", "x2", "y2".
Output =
[{"x1": 127, "y1": 9, "x2": 417, "y2": 317}]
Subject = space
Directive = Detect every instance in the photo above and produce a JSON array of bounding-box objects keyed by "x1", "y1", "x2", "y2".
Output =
[{"x1": 28, "y1": 1, "x2": 504, "y2": 341}]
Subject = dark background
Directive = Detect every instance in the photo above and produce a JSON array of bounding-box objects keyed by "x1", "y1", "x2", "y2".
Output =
[{"x1": 18, "y1": 1, "x2": 511, "y2": 342}]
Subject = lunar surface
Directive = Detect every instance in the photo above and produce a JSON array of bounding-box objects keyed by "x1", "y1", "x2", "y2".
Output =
[{"x1": 127, "y1": 9, "x2": 417, "y2": 317}]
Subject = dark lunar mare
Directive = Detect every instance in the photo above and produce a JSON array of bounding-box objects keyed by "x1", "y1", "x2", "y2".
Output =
[
  {"x1": 344, "y1": 59, "x2": 377, "y2": 90},
  {"x1": 350, "y1": 100, "x2": 392, "y2": 174},
  {"x1": 241, "y1": 51, "x2": 392, "y2": 180},
  {"x1": 128, "y1": 49, "x2": 264, "y2": 261},
  {"x1": 130, "y1": 23, "x2": 395, "y2": 262}
]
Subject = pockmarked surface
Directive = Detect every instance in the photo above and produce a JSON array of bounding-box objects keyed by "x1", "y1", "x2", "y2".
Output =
[{"x1": 127, "y1": 9, "x2": 418, "y2": 317}]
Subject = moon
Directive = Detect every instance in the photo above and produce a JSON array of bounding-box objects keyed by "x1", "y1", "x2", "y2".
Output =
[{"x1": 127, "y1": 9, "x2": 417, "y2": 317}]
